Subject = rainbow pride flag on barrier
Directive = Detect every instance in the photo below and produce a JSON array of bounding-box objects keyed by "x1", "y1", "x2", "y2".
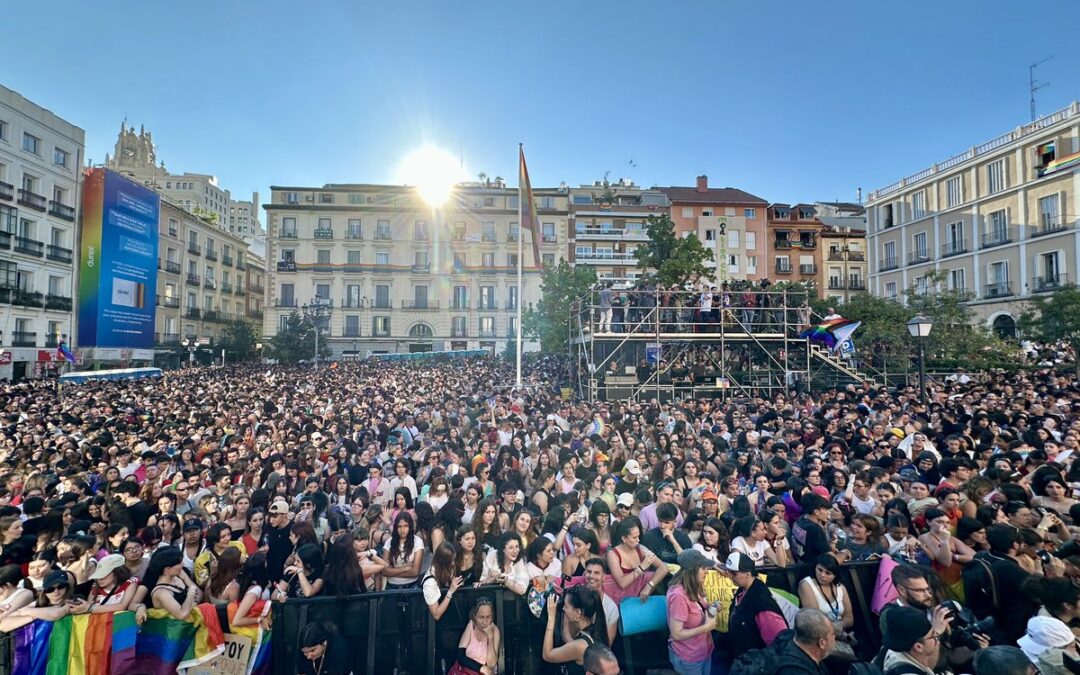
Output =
[
  {"x1": 137, "y1": 604, "x2": 225, "y2": 674},
  {"x1": 11, "y1": 612, "x2": 137, "y2": 675},
  {"x1": 226, "y1": 599, "x2": 272, "y2": 675}
]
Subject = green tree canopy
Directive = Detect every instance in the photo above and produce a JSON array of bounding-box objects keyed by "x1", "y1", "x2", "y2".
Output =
[
  {"x1": 634, "y1": 214, "x2": 714, "y2": 286},
  {"x1": 1019, "y1": 283, "x2": 1080, "y2": 370},
  {"x1": 268, "y1": 311, "x2": 332, "y2": 364},
  {"x1": 217, "y1": 319, "x2": 260, "y2": 362},
  {"x1": 523, "y1": 259, "x2": 597, "y2": 353}
]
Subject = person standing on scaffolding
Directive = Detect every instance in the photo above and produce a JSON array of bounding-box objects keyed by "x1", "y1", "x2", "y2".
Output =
[{"x1": 597, "y1": 283, "x2": 613, "y2": 334}]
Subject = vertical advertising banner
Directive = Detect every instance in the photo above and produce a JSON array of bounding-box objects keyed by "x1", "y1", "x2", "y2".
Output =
[{"x1": 78, "y1": 168, "x2": 160, "y2": 349}]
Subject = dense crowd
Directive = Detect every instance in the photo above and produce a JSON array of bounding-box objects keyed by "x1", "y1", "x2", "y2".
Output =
[{"x1": 0, "y1": 352, "x2": 1077, "y2": 675}]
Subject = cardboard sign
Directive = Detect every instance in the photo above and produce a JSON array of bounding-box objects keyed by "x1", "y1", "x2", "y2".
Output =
[{"x1": 182, "y1": 634, "x2": 253, "y2": 675}]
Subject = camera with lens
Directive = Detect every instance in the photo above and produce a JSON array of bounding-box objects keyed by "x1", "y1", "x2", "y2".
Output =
[{"x1": 939, "y1": 600, "x2": 994, "y2": 650}]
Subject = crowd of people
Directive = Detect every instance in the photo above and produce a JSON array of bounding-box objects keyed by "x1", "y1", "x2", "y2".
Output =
[{"x1": 0, "y1": 350, "x2": 1076, "y2": 675}]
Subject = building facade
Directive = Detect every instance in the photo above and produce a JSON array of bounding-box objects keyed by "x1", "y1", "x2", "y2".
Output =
[
  {"x1": 154, "y1": 201, "x2": 253, "y2": 365},
  {"x1": 244, "y1": 251, "x2": 265, "y2": 326},
  {"x1": 866, "y1": 101, "x2": 1080, "y2": 336},
  {"x1": 568, "y1": 180, "x2": 669, "y2": 286},
  {"x1": 228, "y1": 192, "x2": 266, "y2": 255},
  {"x1": 262, "y1": 183, "x2": 568, "y2": 357},
  {"x1": 0, "y1": 85, "x2": 83, "y2": 380},
  {"x1": 766, "y1": 203, "x2": 823, "y2": 285},
  {"x1": 659, "y1": 176, "x2": 769, "y2": 283}
]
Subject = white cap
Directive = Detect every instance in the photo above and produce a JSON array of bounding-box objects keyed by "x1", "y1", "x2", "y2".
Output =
[
  {"x1": 622, "y1": 459, "x2": 642, "y2": 476},
  {"x1": 1018, "y1": 616, "x2": 1075, "y2": 662}
]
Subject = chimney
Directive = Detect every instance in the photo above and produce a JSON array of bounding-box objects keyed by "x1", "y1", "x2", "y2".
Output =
[{"x1": 696, "y1": 175, "x2": 708, "y2": 193}]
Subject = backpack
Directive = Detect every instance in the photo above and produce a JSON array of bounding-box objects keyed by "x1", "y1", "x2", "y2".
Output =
[
  {"x1": 728, "y1": 630, "x2": 792, "y2": 675},
  {"x1": 962, "y1": 554, "x2": 999, "y2": 619}
]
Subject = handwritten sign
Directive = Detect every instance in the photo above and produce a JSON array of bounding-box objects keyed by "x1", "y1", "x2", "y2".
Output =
[{"x1": 183, "y1": 634, "x2": 253, "y2": 675}]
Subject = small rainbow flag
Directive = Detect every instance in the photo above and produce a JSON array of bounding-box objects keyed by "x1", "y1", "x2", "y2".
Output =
[
  {"x1": 587, "y1": 416, "x2": 606, "y2": 437},
  {"x1": 800, "y1": 318, "x2": 861, "y2": 354},
  {"x1": 56, "y1": 341, "x2": 76, "y2": 364}
]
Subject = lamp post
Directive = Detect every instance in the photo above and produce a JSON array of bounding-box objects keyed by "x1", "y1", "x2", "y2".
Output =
[
  {"x1": 906, "y1": 314, "x2": 933, "y2": 406},
  {"x1": 184, "y1": 335, "x2": 199, "y2": 367},
  {"x1": 302, "y1": 298, "x2": 331, "y2": 366}
]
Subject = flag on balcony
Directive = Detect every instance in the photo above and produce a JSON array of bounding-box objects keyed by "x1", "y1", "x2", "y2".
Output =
[
  {"x1": 57, "y1": 341, "x2": 76, "y2": 364},
  {"x1": 519, "y1": 145, "x2": 542, "y2": 267},
  {"x1": 800, "y1": 317, "x2": 861, "y2": 354}
]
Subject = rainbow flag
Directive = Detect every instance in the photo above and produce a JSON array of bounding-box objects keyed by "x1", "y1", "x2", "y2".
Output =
[
  {"x1": 587, "y1": 416, "x2": 606, "y2": 437},
  {"x1": 136, "y1": 605, "x2": 225, "y2": 675},
  {"x1": 11, "y1": 620, "x2": 53, "y2": 675},
  {"x1": 800, "y1": 317, "x2": 861, "y2": 353},
  {"x1": 56, "y1": 341, "x2": 77, "y2": 364},
  {"x1": 1043, "y1": 149, "x2": 1080, "y2": 176},
  {"x1": 32, "y1": 612, "x2": 137, "y2": 675},
  {"x1": 227, "y1": 599, "x2": 273, "y2": 675},
  {"x1": 518, "y1": 145, "x2": 542, "y2": 267}
]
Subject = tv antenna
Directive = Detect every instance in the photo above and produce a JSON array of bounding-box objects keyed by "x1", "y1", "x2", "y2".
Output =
[{"x1": 1029, "y1": 55, "x2": 1054, "y2": 121}]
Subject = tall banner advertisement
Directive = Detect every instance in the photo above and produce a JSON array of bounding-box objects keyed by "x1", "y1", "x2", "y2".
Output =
[{"x1": 78, "y1": 168, "x2": 160, "y2": 349}]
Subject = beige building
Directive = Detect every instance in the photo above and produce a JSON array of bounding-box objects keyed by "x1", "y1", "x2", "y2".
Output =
[
  {"x1": 0, "y1": 84, "x2": 83, "y2": 380},
  {"x1": 568, "y1": 179, "x2": 669, "y2": 286},
  {"x1": 815, "y1": 202, "x2": 867, "y2": 304},
  {"x1": 867, "y1": 101, "x2": 1080, "y2": 337},
  {"x1": 262, "y1": 183, "x2": 568, "y2": 357},
  {"x1": 244, "y1": 251, "x2": 265, "y2": 325},
  {"x1": 154, "y1": 201, "x2": 254, "y2": 366},
  {"x1": 228, "y1": 193, "x2": 266, "y2": 256}
]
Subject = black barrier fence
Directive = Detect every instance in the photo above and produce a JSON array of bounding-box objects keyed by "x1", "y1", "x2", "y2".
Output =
[{"x1": 270, "y1": 559, "x2": 886, "y2": 675}]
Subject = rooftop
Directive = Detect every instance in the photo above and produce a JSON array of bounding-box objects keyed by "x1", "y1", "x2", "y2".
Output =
[{"x1": 656, "y1": 185, "x2": 768, "y2": 205}]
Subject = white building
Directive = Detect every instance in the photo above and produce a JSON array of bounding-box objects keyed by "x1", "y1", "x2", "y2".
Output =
[
  {"x1": 228, "y1": 192, "x2": 266, "y2": 257},
  {"x1": 0, "y1": 85, "x2": 84, "y2": 380}
]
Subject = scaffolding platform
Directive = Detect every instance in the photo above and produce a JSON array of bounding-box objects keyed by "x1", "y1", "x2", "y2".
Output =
[{"x1": 569, "y1": 286, "x2": 878, "y2": 402}]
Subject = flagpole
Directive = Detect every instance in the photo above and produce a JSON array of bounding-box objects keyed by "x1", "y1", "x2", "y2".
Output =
[{"x1": 515, "y1": 143, "x2": 524, "y2": 390}]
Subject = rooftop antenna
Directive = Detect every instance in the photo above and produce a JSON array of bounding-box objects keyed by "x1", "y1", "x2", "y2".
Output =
[{"x1": 1030, "y1": 55, "x2": 1054, "y2": 122}]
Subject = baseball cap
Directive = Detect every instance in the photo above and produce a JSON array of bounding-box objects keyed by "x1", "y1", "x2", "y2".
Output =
[
  {"x1": 268, "y1": 501, "x2": 291, "y2": 515},
  {"x1": 616, "y1": 493, "x2": 634, "y2": 508},
  {"x1": 622, "y1": 460, "x2": 642, "y2": 476},
  {"x1": 701, "y1": 489, "x2": 718, "y2": 502},
  {"x1": 1019, "y1": 616, "x2": 1076, "y2": 662},
  {"x1": 183, "y1": 518, "x2": 204, "y2": 532},
  {"x1": 881, "y1": 606, "x2": 933, "y2": 652},
  {"x1": 677, "y1": 549, "x2": 713, "y2": 571},
  {"x1": 723, "y1": 551, "x2": 754, "y2": 574},
  {"x1": 90, "y1": 554, "x2": 126, "y2": 581}
]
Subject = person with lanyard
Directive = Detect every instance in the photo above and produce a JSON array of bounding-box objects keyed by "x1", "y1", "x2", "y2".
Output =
[
  {"x1": 724, "y1": 551, "x2": 787, "y2": 663},
  {"x1": 296, "y1": 622, "x2": 350, "y2": 675}
]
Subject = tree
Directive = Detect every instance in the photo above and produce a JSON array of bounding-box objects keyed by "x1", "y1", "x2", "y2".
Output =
[
  {"x1": 1019, "y1": 283, "x2": 1080, "y2": 371},
  {"x1": 523, "y1": 259, "x2": 597, "y2": 353},
  {"x1": 633, "y1": 214, "x2": 714, "y2": 285},
  {"x1": 217, "y1": 319, "x2": 260, "y2": 362},
  {"x1": 268, "y1": 311, "x2": 332, "y2": 364}
]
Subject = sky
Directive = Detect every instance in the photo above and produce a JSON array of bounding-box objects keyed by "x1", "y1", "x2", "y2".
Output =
[{"x1": 6, "y1": 0, "x2": 1080, "y2": 209}]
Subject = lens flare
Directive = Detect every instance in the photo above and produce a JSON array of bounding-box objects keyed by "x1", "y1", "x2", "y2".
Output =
[{"x1": 400, "y1": 146, "x2": 463, "y2": 206}]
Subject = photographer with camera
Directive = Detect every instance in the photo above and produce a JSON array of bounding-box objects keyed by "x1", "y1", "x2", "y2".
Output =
[{"x1": 880, "y1": 606, "x2": 948, "y2": 675}]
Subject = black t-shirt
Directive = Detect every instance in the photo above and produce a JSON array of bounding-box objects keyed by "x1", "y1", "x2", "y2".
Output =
[
  {"x1": 790, "y1": 516, "x2": 829, "y2": 564},
  {"x1": 266, "y1": 524, "x2": 293, "y2": 582},
  {"x1": 615, "y1": 478, "x2": 639, "y2": 495},
  {"x1": 641, "y1": 527, "x2": 693, "y2": 566},
  {"x1": 127, "y1": 501, "x2": 152, "y2": 531},
  {"x1": 296, "y1": 635, "x2": 350, "y2": 675},
  {"x1": 768, "y1": 471, "x2": 791, "y2": 495}
]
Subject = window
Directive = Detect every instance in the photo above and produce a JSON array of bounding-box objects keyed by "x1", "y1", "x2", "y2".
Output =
[
  {"x1": 987, "y1": 159, "x2": 1006, "y2": 194},
  {"x1": 946, "y1": 175, "x2": 963, "y2": 208},
  {"x1": 415, "y1": 250, "x2": 429, "y2": 267},
  {"x1": 746, "y1": 232, "x2": 756, "y2": 250},
  {"x1": 728, "y1": 229, "x2": 740, "y2": 248},
  {"x1": 913, "y1": 232, "x2": 928, "y2": 260},
  {"x1": 315, "y1": 283, "x2": 330, "y2": 301},
  {"x1": 540, "y1": 196, "x2": 554, "y2": 209},
  {"x1": 747, "y1": 255, "x2": 758, "y2": 272},
  {"x1": 482, "y1": 252, "x2": 494, "y2": 268},
  {"x1": 912, "y1": 191, "x2": 926, "y2": 219},
  {"x1": 704, "y1": 229, "x2": 715, "y2": 241},
  {"x1": 453, "y1": 252, "x2": 466, "y2": 270},
  {"x1": 22, "y1": 133, "x2": 40, "y2": 155},
  {"x1": 452, "y1": 316, "x2": 467, "y2": 337},
  {"x1": 482, "y1": 222, "x2": 496, "y2": 242},
  {"x1": 347, "y1": 219, "x2": 362, "y2": 239},
  {"x1": 508, "y1": 196, "x2": 519, "y2": 208},
  {"x1": 376, "y1": 220, "x2": 391, "y2": 240},
  {"x1": 987, "y1": 261, "x2": 1009, "y2": 296},
  {"x1": 278, "y1": 315, "x2": 291, "y2": 331},
  {"x1": 48, "y1": 275, "x2": 63, "y2": 296},
  {"x1": 414, "y1": 221, "x2": 429, "y2": 240},
  {"x1": 573, "y1": 195, "x2": 593, "y2": 205},
  {"x1": 483, "y1": 197, "x2": 495, "y2": 207},
  {"x1": 452, "y1": 286, "x2": 469, "y2": 309},
  {"x1": 882, "y1": 241, "x2": 896, "y2": 268},
  {"x1": 413, "y1": 285, "x2": 428, "y2": 307},
  {"x1": 479, "y1": 316, "x2": 495, "y2": 336},
  {"x1": 280, "y1": 249, "x2": 295, "y2": 262},
  {"x1": 376, "y1": 252, "x2": 389, "y2": 265},
  {"x1": 21, "y1": 175, "x2": 37, "y2": 194},
  {"x1": 508, "y1": 285, "x2": 518, "y2": 310},
  {"x1": 944, "y1": 221, "x2": 964, "y2": 255},
  {"x1": 775, "y1": 255, "x2": 791, "y2": 272},
  {"x1": 375, "y1": 285, "x2": 390, "y2": 308},
  {"x1": 744, "y1": 208, "x2": 756, "y2": 219},
  {"x1": 987, "y1": 209, "x2": 1008, "y2": 245},
  {"x1": 372, "y1": 316, "x2": 390, "y2": 336},
  {"x1": 728, "y1": 254, "x2": 739, "y2": 273},
  {"x1": 480, "y1": 286, "x2": 495, "y2": 309},
  {"x1": 281, "y1": 217, "x2": 297, "y2": 237},
  {"x1": 280, "y1": 284, "x2": 295, "y2": 305},
  {"x1": 542, "y1": 222, "x2": 556, "y2": 243},
  {"x1": 53, "y1": 148, "x2": 69, "y2": 168},
  {"x1": 948, "y1": 268, "x2": 966, "y2": 293},
  {"x1": 884, "y1": 282, "x2": 897, "y2": 299},
  {"x1": 542, "y1": 253, "x2": 554, "y2": 266},
  {"x1": 681, "y1": 207, "x2": 693, "y2": 218},
  {"x1": 317, "y1": 250, "x2": 331, "y2": 264},
  {"x1": 507, "y1": 253, "x2": 518, "y2": 268},
  {"x1": 0, "y1": 120, "x2": 6, "y2": 141},
  {"x1": 1038, "y1": 194, "x2": 1060, "y2": 230},
  {"x1": 509, "y1": 316, "x2": 518, "y2": 337},
  {"x1": 701, "y1": 209, "x2": 713, "y2": 217},
  {"x1": 345, "y1": 315, "x2": 360, "y2": 337},
  {"x1": 319, "y1": 193, "x2": 333, "y2": 204}
]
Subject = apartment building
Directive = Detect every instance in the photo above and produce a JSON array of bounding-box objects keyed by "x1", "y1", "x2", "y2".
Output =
[
  {"x1": 659, "y1": 176, "x2": 769, "y2": 283},
  {"x1": 0, "y1": 85, "x2": 83, "y2": 380},
  {"x1": 154, "y1": 201, "x2": 253, "y2": 365},
  {"x1": 867, "y1": 102, "x2": 1080, "y2": 336},
  {"x1": 244, "y1": 251, "x2": 266, "y2": 325},
  {"x1": 229, "y1": 193, "x2": 266, "y2": 255},
  {"x1": 815, "y1": 202, "x2": 867, "y2": 304},
  {"x1": 262, "y1": 183, "x2": 568, "y2": 357},
  {"x1": 568, "y1": 179, "x2": 669, "y2": 286},
  {"x1": 766, "y1": 204, "x2": 823, "y2": 283}
]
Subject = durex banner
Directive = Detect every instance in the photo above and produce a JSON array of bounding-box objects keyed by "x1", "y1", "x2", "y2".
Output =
[{"x1": 78, "y1": 168, "x2": 160, "y2": 349}]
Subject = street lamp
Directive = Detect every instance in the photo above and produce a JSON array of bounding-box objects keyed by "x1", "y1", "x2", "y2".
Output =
[
  {"x1": 301, "y1": 298, "x2": 331, "y2": 365},
  {"x1": 906, "y1": 314, "x2": 933, "y2": 405},
  {"x1": 184, "y1": 335, "x2": 204, "y2": 367}
]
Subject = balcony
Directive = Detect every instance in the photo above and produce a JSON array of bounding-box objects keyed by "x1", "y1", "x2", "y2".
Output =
[
  {"x1": 507, "y1": 234, "x2": 519, "y2": 243},
  {"x1": 372, "y1": 301, "x2": 392, "y2": 310},
  {"x1": 477, "y1": 303, "x2": 498, "y2": 312},
  {"x1": 235, "y1": 284, "x2": 245, "y2": 296},
  {"x1": 222, "y1": 254, "x2": 234, "y2": 266},
  {"x1": 1031, "y1": 215, "x2": 1076, "y2": 238},
  {"x1": 345, "y1": 229, "x2": 363, "y2": 240},
  {"x1": 46, "y1": 245, "x2": 73, "y2": 263},
  {"x1": 11, "y1": 331, "x2": 36, "y2": 347},
  {"x1": 799, "y1": 264, "x2": 817, "y2": 275},
  {"x1": 981, "y1": 228, "x2": 1015, "y2": 249},
  {"x1": 204, "y1": 310, "x2": 222, "y2": 323},
  {"x1": 340, "y1": 298, "x2": 366, "y2": 309},
  {"x1": 279, "y1": 229, "x2": 298, "y2": 239},
  {"x1": 879, "y1": 257, "x2": 899, "y2": 272},
  {"x1": 164, "y1": 260, "x2": 181, "y2": 274},
  {"x1": 247, "y1": 309, "x2": 264, "y2": 320},
  {"x1": 984, "y1": 282, "x2": 1014, "y2": 299},
  {"x1": 235, "y1": 259, "x2": 246, "y2": 271},
  {"x1": 505, "y1": 302, "x2": 519, "y2": 311},
  {"x1": 14, "y1": 236, "x2": 44, "y2": 256},
  {"x1": 12, "y1": 290, "x2": 43, "y2": 307},
  {"x1": 276, "y1": 299, "x2": 298, "y2": 308},
  {"x1": 186, "y1": 273, "x2": 201, "y2": 286},
  {"x1": 797, "y1": 238, "x2": 817, "y2": 250},
  {"x1": 402, "y1": 300, "x2": 439, "y2": 310},
  {"x1": 203, "y1": 278, "x2": 217, "y2": 290},
  {"x1": 828, "y1": 278, "x2": 847, "y2": 289},
  {"x1": 185, "y1": 307, "x2": 201, "y2": 319},
  {"x1": 0, "y1": 231, "x2": 9, "y2": 249},
  {"x1": 45, "y1": 294, "x2": 72, "y2": 311},
  {"x1": 221, "y1": 281, "x2": 233, "y2": 294},
  {"x1": 849, "y1": 280, "x2": 866, "y2": 290},
  {"x1": 314, "y1": 228, "x2": 334, "y2": 240},
  {"x1": 187, "y1": 242, "x2": 201, "y2": 255},
  {"x1": 542, "y1": 234, "x2": 557, "y2": 243},
  {"x1": 205, "y1": 248, "x2": 218, "y2": 261},
  {"x1": 374, "y1": 231, "x2": 392, "y2": 241},
  {"x1": 451, "y1": 330, "x2": 469, "y2": 338},
  {"x1": 158, "y1": 295, "x2": 180, "y2": 308},
  {"x1": 478, "y1": 329, "x2": 496, "y2": 338},
  {"x1": 575, "y1": 251, "x2": 637, "y2": 264},
  {"x1": 343, "y1": 327, "x2": 361, "y2": 337},
  {"x1": 574, "y1": 227, "x2": 649, "y2": 241},
  {"x1": 276, "y1": 260, "x2": 297, "y2": 272},
  {"x1": 774, "y1": 261, "x2": 793, "y2": 274},
  {"x1": 907, "y1": 250, "x2": 932, "y2": 265},
  {"x1": 450, "y1": 301, "x2": 470, "y2": 310},
  {"x1": 941, "y1": 239, "x2": 967, "y2": 258},
  {"x1": 0, "y1": 181, "x2": 13, "y2": 201},
  {"x1": 17, "y1": 189, "x2": 46, "y2": 211},
  {"x1": 48, "y1": 201, "x2": 75, "y2": 221},
  {"x1": 158, "y1": 333, "x2": 181, "y2": 346},
  {"x1": 43, "y1": 334, "x2": 60, "y2": 348},
  {"x1": 1033, "y1": 273, "x2": 1068, "y2": 293},
  {"x1": 250, "y1": 284, "x2": 265, "y2": 295},
  {"x1": 774, "y1": 239, "x2": 793, "y2": 250}
]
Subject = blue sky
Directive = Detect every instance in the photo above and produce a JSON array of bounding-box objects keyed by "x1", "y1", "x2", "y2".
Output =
[{"x1": 6, "y1": 0, "x2": 1080, "y2": 207}]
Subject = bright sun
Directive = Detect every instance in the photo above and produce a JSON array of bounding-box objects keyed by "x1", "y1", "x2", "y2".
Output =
[{"x1": 400, "y1": 146, "x2": 463, "y2": 206}]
